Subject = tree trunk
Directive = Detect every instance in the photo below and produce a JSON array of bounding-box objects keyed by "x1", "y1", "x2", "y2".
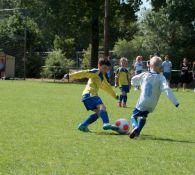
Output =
[
  {"x1": 90, "y1": 1, "x2": 99, "y2": 68},
  {"x1": 104, "y1": 0, "x2": 109, "y2": 58}
]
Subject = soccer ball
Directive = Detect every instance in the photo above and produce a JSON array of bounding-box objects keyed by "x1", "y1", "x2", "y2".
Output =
[{"x1": 115, "y1": 118, "x2": 130, "y2": 134}]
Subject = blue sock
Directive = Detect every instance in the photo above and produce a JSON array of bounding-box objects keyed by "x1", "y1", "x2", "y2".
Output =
[
  {"x1": 123, "y1": 95, "x2": 127, "y2": 103},
  {"x1": 81, "y1": 113, "x2": 99, "y2": 126},
  {"x1": 119, "y1": 95, "x2": 123, "y2": 103},
  {"x1": 99, "y1": 110, "x2": 109, "y2": 124},
  {"x1": 131, "y1": 116, "x2": 138, "y2": 128},
  {"x1": 138, "y1": 117, "x2": 146, "y2": 132}
]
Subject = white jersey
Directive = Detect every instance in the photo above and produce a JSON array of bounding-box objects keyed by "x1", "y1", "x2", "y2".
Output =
[
  {"x1": 162, "y1": 61, "x2": 172, "y2": 73},
  {"x1": 134, "y1": 61, "x2": 143, "y2": 72},
  {"x1": 131, "y1": 71, "x2": 179, "y2": 112}
]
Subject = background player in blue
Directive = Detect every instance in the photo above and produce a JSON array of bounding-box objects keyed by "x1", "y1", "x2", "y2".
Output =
[{"x1": 115, "y1": 57, "x2": 130, "y2": 107}]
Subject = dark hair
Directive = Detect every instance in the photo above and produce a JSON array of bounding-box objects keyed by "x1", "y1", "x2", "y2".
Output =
[{"x1": 98, "y1": 58, "x2": 111, "y2": 66}]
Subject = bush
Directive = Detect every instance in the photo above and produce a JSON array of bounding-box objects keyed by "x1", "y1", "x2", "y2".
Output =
[
  {"x1": 82, "y1": 45, "x2": 91, "y2": 68},
  {"x1": 42, "y1": 49, "x2": 75, "y2": 79},
  {"x1": 113, "y1": 39, "x2": 132, "y2": 59}
]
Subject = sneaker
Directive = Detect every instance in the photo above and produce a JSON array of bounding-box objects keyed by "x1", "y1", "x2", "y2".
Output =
[
  {"x1": 118, "y1": 102, "x2": 122, "y2": 107},
  {"x1": 78, "y1": 124, "x2": 90, "y2": 132},
  {"x1": 122, "y1": 103, "x2": 127, "y2": 108},
  {"x1": 129, "y1": 127, "x2": 140, "y2": 139},
  {"x1": 103, "y1": 123, "x2": 119, "y2": 131}
]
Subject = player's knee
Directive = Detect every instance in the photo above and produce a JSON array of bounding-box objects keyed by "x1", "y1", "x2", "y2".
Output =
[
  {"x1": 140, "y1": 116, "x2": 147, "y2": 120},
  {"x1": 97, "y1": 104, "x2": 106, "y2": 111},
  {"x1": 93, "y1": 109, "x2": 99, "y2": 114}
]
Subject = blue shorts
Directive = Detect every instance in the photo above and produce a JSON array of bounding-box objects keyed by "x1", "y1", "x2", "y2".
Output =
[
  {"x1": 132, "y1": 108, "x2": 149, "y2": 118},
  {"x1": 135, "y1": 70, "x2": 142, "y2": 75},
  {"x1": 163, "y1": 72, "x2": 171, "y2": 80},
  {"x1": 120, "y1": 85, "x2": 130, "y2": 93},
  {"x1": 81, "y1": 94, "x2": 103, "y2": 111}
]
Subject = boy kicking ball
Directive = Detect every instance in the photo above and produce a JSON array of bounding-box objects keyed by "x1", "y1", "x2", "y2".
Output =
[
  {"x1": 129, "y1": 56, "x2": 179, "y2": 139},
  {"x1": 63, "y1": 58, "x2": 119, "y2": 132}
]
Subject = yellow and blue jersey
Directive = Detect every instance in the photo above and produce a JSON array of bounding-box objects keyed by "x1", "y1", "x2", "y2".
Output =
[
  {"x1": 69, "y1": 69, "x2": 117, "y2": 99},
  {"x1": 115, "y1": 67, "x2": 129, "y2": 87}
]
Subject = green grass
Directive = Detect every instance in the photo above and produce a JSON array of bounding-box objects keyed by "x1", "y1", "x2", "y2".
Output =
[{"x1": 0, "y1": 80, "x2": 194, "y2": 175}]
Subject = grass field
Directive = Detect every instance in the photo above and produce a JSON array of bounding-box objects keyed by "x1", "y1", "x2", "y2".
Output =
[{"x1": 0, "y1": 80, "x2": 194, "y2": 175}]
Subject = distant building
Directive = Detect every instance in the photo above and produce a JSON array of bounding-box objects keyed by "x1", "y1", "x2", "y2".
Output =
[{"x1": 0, "y1": 52, "x2": 15, "y2": 78}]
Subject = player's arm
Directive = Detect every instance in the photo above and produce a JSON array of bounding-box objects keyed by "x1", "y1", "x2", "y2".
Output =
[
  {"x1": 64, "y1": 70, "x2": 96, "y2": 80},
  {"x1": 127, "y1": 69, "x2": 131, "y2": 85},
  {"x1": 101, "y1": 78, "x2": 118, "y2": 99},
  {"x1": 114, "y1": 68, "x2": 119, "y2": 87},
  {"x1": 160, "y1": 75, "x2": 179, "y2": 107},
  {"x1": 131, "y1": 72, "x2": 145, "y2": 86}
]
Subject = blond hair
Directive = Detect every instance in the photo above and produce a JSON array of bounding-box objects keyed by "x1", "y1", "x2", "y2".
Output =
[
  {"x1": 136, "y1": 56, "x2": 142, "y2": 62},
  {"x1": 120, "y1": 57, "x2": 128, "y2": 63},
  {"x1": 150, "y1": 56, "x2": 162, "y2": 68}
]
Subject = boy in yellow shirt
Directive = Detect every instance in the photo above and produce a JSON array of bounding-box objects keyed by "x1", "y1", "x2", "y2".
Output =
[
  {"x1": 64, "y1": 58, "x2": 119, "y2": 132},
  {"x1": 115, "y1": 57, "x2": 130, "y2": 107}
]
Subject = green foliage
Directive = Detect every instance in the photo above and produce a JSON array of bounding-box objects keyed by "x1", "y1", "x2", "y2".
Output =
[
  {"x1": 0, "y1": 81, "x2": 194, "y2": 174},
  {"x1": 0, "y1": 12, "x2": 43, "y2": 77},
  {"x1": 113, "y1": 39, "x2": 132, "y2": 60},
  {"x1": 43, "y1": 49, "x2": 75, "y2": 79},
  {"x1": 113, "y1": 37, "x2": 150, "y2": 61},
  {"x1": 53, "y1": 35, "x2": 75, "y2": 59},
  {"x1": 82, "y1": 45, "x2": 91, "y2": 68},
  {"x1": 140, "y1": 8, "x2": 187, "y2": 54}
]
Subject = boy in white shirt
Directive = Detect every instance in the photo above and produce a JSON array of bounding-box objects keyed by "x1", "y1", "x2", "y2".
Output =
[
  {"x1": 134, "y1": 56, "x2": 143, "y2": 90},
  {"x1": 129, "y1": 56, "x2": 179, "y2": 139},
  {"x1": 162, "y1": 55, "x2": 172, "y2": 85}
]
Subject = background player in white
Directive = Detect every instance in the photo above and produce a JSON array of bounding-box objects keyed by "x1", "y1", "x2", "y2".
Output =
[
  {"x1": 162, "y1": 55, "x2": 172, "y2": 86},
  {"x1": 129, "y1": 56, "x2": 179, "y2": 139},
  {"x1": 134, "y1": 56, "x2": 143, "y2": 90}
]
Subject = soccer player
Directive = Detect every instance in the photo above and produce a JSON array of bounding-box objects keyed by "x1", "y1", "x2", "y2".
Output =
[
  {"x1": 129, "y1": 56, "x2": 179, "y2": 139},
  {"x1": 177, "y1": 58, "x2": 190, "y2": 91},
  {"x1": 63, "y1": 58, "x2": 119, "y2": 132},
  {"x1": 162, "y1": 55, "x2": 172, "y2": 86},
  {"x1": 115, "y1": 57, "x2": 130, "y2": 107},
  {"x1": 134, "y1": 56, "x2": 143, "y2": 90}
]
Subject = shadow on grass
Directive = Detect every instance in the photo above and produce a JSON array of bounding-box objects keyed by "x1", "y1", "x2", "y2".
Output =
[
  {"x1": 124, "y1": 106, "x2": 133, "y2": 109},
  {"x1": 92, "y1": 131, "x2": 127, "y2": 136},
  {"x1": 91, "y1": 132, "x2": 195, "y2": 144},
  {"x1": 140, "y1": 134, "x2": 195, "y2": 144}
]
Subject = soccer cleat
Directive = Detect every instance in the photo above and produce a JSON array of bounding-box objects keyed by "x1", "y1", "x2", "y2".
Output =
[
  {"x1": 118, "y1": 102, "x2": 122, "y2": 107},
  {"x1": 103, "y1": 123, "x2": 119, "y2": 131},
  {"x1": 122, "y1": 103, "x2": 127, "y2": 108},
  {"x1": 129, "y1": 127, "x2": 140, "y2": 139},
  {"x1": 78, "y1": 124, "x2": 90, "y2": 132}
]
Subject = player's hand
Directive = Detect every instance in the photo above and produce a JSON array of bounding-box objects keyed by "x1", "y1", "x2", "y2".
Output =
[
  {"x1": 63, "y1": 74, "x2": 69, "y2": 80},
  {"x1": 175, "y1": 103, "x2": 179, "y2": 108}
]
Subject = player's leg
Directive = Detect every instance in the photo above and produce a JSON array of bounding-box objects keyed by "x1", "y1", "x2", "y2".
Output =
[
  {"x1": 129, "y1": 110, "x2": 149, "y2": 139},
  {"x1": 78, "y1": 109, "x2": 99, "y2": 132},
  {"x1": 130, "y1": 108, "x2": 139, "y2": 129},
  {"x1": 137, "y1": 116, "x2": 147, "y2": 133},
  {"x1": 118, "y1": 88, "x2": 123, "y2": 107},
  {"x1": 183, "y1": 83, "x2": 186, "y2": 91},
  {"x1": 97, "y1": 104, "x2": 119, "y2": 131},
  {"x1": 122, "y1": 86, "x2": 129, "y2": 107},
  {"x1": 78, "y1": 95, "x2": 100, "y2": 132}
]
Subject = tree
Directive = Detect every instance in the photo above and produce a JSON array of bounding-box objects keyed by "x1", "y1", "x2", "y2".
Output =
[{"x1": 129, "y1": 7, "x2": 192, "y2": 65}]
